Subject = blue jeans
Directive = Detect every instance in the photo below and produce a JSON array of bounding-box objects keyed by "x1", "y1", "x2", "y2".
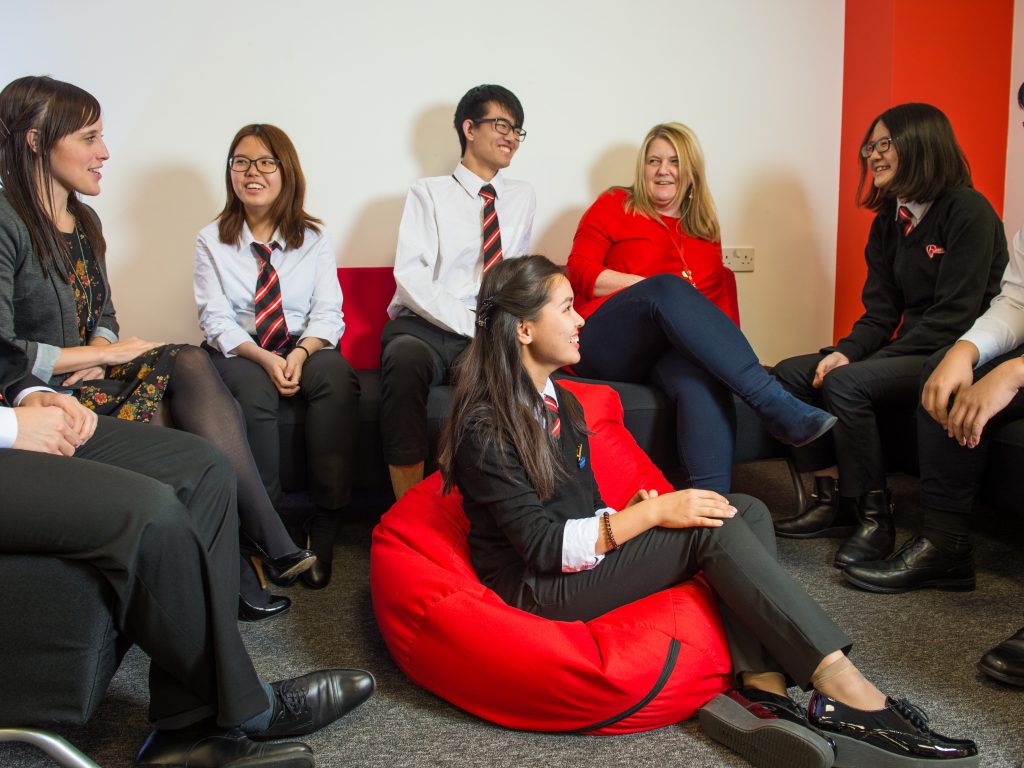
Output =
[{"x1": 574, "y1": 274, "x2": 775, "y2": 493}]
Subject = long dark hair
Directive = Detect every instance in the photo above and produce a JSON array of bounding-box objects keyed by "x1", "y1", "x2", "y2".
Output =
[
  {"x1": 857, "y1": 103, "x2": 971, "y2": 212},
  {"x1": 216, "y1": 123, "x2": 321, "y2": 250},
  {"x1": 439, "y1": 255, "x2": 586, "y2": 499},
  {"x1": 0, "y1": 75, "x2": 106, "y2": 276}
]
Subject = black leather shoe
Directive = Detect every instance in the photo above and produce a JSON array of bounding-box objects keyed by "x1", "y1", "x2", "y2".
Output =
[
  {"x1": 699, "y1": 687, "x2": 836, "y2": 768},
  {"x1": 249, "y1": 668, "x2": 375, "y2": 740},
  {"x1": 238, "y1": 593, "x2": 291, "y2": 622},
  {"x1": 775, "y1": 477, "x2": 856, "y2": 539},
  {"x1": 834, "y1": 489, "x2": 895, "y2": 569},
  {"x1": 842, "y1": 536, "x2": 975, "y2": 594},
  {"x1": 301, "y1": 510, "x2": 339, "y2": 589},
  {"x1": 301, "y1": 558, "x2": 332, "y2": 589},
  {"x1": 978, "y1": 626, "x2": 1024, "y2": 687},
  {"x1": 808, "y1": 692, "x2": 978, "y2": 765},
  {"x1": 242, "y1": 534, "x2": 317, "y2": 581},
  {"x1": 136, "y1": 724, "x2": 313, "y2": 767}
]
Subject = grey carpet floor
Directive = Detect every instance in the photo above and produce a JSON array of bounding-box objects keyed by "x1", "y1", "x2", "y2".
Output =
[{"x1": 2, "y1": 461, "x2": 1022, "y2": 767}]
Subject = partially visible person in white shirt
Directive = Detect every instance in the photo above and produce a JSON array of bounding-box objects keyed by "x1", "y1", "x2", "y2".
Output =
[
  {"x1": 193, "y1": 123, "x2": 360, "y2": 592},
  {"x1": 381, "y1": 84, "x2": 536, "y2": 500},
  {"x1": 842, "y1": 81, "x2": 1024, "y2": 693}
]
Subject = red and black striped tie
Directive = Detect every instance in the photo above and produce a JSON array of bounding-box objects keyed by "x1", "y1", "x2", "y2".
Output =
[
  {"x1": 480, "y1": 183, "x2": 503, "y2": 273},
  {"x1": 252, "y1": 241, "x2": 289, "y2": 353},
  {"x1": 897, "y1": 205, "x2": 915, "y2": 236},
  {"x1": 543, "y1": 394, "x2": 561, "y2": 438}
]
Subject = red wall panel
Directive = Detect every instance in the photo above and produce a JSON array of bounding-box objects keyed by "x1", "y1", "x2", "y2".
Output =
[{"x1": 834, "y1": 0, "x2": 1014, "y2": 342}]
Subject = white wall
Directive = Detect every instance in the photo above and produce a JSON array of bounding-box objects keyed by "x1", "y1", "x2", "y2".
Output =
[
  {"x1": 1005, "y1": 0, "x2": 1024, "y2": 237},
  {"x1": 3, "y1": 0, "x2": 845, "y2": 363}
]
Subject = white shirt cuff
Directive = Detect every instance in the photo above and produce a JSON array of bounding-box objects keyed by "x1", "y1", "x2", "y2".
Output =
[
  {"x1": 0, "y1": 408, "x2": 17, "y2": 449},
  {"x1": 561, "y1": 507, "x2": 616, "y2": 572}
]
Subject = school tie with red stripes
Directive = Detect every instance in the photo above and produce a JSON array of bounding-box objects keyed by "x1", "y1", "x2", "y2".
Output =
[
  {"x1": 897, "y1": 205, "x2": 915, "y2": 236},
  {"x1": 542, "y1": 394, "x2": 561, "y2": 438},
  {"x1": 479, "y1": 183, "x2": 503, "y2": 273},
  {"x1": 252, "y1": 241, "x2": 290, "y2": 353}
]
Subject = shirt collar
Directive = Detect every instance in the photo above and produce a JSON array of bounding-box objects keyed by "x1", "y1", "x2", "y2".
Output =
[
  {"x1": 541, "y1": 378, "x2": 558, "y2": 403},
  {"x1": 896, "y1": 198, "x2": 932, "y2": 227},
  {"x1": 240, "y1": 221, "x2": 283, "y2": 251},
  {"x1": 453, "y1": 162, "x2": 506, "y2": 199}
]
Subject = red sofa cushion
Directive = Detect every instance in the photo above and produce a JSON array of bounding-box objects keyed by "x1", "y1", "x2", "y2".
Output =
[
  {"x1": 338, "y1": 267, "x2": 395, "y2": 369},
  {"x1": 370, "y1": 381, "x2": 731, "y2": 734}
]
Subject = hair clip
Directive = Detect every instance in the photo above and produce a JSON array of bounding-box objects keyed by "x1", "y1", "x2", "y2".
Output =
[{"x1": 475, "y1": 296, "x2": 497, "y2": 329}]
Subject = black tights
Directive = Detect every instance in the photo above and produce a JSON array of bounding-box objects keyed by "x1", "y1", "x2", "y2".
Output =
[{"x1": 159, "y1": 345, "x2": 295, "y2": 559}]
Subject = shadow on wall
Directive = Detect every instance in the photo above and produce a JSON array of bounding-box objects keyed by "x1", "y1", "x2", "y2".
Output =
[
  {"x1": 533, "y1": 143, "x2": 637, "y2": 264},
  {"x1": 339, "y1": 103, "x2": 459, "y2": 268},
  {"x1": 111, "y1": 165, "x2": 218, "y2": 344},
  {"x1": 733, "y1": 168, "x2": 831, "y2": 363}
]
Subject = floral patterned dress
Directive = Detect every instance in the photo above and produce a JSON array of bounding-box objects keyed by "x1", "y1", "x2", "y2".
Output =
[{"x1": 66, "y1": 230, "x2": 183, "y2": 423}]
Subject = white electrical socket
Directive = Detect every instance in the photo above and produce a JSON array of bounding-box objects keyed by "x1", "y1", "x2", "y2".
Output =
[{"x1": 722, "y1": 247, "x2": 755, "y2": 272}]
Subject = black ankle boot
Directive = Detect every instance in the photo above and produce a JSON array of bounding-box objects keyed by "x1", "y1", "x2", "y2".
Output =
[
  {"x1": 774, "y1": 477, "x2": 856, "y2": 539},
  {"x1": 834, "y1": 489, "x2": 895, "y2": 569},
  {"x1": 302, "y1": 510, "x2": 340, "y2": 590}
]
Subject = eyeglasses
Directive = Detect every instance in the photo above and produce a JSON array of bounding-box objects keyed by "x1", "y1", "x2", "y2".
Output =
[
  {"x1": 473, "y1": 117, "x2": 527, "y2": 142},
  {"x1": 228, "y1": 156, "x2": 281, "y2": 173},
  {"x1": 860, "y1": 136, "x2": 894, "y2": 158}
]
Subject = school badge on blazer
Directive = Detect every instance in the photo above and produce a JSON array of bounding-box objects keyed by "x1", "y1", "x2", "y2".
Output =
[{"x1": 925, "y1": 244, "x2": 946, "y2": 259}]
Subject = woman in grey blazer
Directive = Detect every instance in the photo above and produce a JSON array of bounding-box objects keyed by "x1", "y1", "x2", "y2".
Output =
[{"x1": 0, "y1": 74, "x2": 314, "y2": 618}]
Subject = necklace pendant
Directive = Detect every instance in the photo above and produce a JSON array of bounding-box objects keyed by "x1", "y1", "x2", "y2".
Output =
[{"x1": 681, "y1": 269, "x2": 695, "y2": 285}]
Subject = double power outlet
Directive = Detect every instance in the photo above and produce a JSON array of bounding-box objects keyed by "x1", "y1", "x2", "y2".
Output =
[{"x1": 721, "y1": 247, "x2": 755, "y2": 272}]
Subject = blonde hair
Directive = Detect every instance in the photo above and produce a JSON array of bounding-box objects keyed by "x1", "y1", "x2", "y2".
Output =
[{"x1": 622, "y1": 122, "x2": 721, "y2": 243}]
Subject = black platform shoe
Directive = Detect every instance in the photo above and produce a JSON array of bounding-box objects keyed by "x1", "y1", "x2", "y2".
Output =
[
  {"x1": 699, "y1": 687, "x2": 836, "y2": 768},
  {"x1": 842, "y1": 536, "x2": 975, "y2": 594},
  {"x1": 808, "y1": 692, "x2": 979, "y2": 766},
  {"x1": 834, "y1": 489, "x2": 895, "y2": 569},
  {"x1": 978, "y1": 626, "x2": 1024, "y2": 687},
  {"x1": 775, "y1": 477, "x2": 856, "y2": 539}
]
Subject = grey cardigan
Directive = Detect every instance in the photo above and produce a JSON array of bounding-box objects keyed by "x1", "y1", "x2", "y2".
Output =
[{"x1": 0, "y1": 192, "x2": 118, "y2": 384}]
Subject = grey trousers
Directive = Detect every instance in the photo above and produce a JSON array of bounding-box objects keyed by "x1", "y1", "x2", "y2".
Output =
[{"x1": 522, "y1": 494, "x2": 852, "y2": 689}]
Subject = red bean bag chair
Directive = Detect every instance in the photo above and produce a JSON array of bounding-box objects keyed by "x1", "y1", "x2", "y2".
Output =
[{"x1": 370, "y1": 380, "x2": 731, "y2": 734}]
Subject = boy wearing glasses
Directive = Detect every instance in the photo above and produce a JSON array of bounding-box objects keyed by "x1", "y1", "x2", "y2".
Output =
[{"x1": 381, "y1": 84, "x2": 536, "y2": 499}]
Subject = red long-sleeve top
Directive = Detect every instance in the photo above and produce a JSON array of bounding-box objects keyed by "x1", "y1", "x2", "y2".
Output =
[{"x1": 567, "y1": 188, "x2": 739, "y2": 325}]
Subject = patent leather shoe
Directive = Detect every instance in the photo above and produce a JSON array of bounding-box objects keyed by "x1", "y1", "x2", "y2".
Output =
[
  {"x1": 775, "y1": 477, "x2": 856, "y2": 539},
  {"x1": 842, "y1": 536, "x2": 975, "y2": 594},
  {"x1": 978, "y1": 626, "x2": 1024, "y2": 687},
  {"x1": 241, "y1": 534, "x2": 317, "y2": 581},
  {"x1": 834, "y1": 489, "x2": 895, "y2": 569},
  {"x1": 136, "y1": 724, "x2": 313, "y2": 767},
  {"x1": 699, "y1": 687, "x2": 836, "y2": 768},
  {"x1": 808, "y1": 692, "x2": 978, "y2": 765},
  {"x1": 249, "y1": 668, "x2": 376, "y2": 740},
  {"x1": 238, "y1": 593, "x2": 291, "y2": 622}
]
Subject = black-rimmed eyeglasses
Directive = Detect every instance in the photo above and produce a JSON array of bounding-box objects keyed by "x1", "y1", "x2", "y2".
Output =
[
  {"x1": 228, "y1": 156, "x2": 281, "y2": 173},
  {"x1": 860, "y1": 136, "x2": 894, "y2": 158},
  {"x1": 474, "y1": 117, "x2": 527, "y2": 142}
]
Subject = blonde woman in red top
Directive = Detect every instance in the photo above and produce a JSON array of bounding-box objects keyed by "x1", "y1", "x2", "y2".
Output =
[{"x1": 567, "y1": 122, "x2": 831, "y2": 493}]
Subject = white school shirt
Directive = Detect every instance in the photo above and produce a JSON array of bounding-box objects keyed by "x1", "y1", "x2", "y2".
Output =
[
  {"x1": 388, "y1": 163, "x2": 536, "y2": 337},
  {"x1": 193, "y1": 222, "x2": 345, "y2": 357},
  {"x1": 538, "y1": 378, "x2": 616, "y2": 572},
  {"x1": 960, "y1": 226, "x2": 1024, "y2": 366}
]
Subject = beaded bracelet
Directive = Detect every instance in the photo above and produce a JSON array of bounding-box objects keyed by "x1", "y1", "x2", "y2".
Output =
[{"x1": 602, "y1": 510, "x2": 619, "y2": 552}]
